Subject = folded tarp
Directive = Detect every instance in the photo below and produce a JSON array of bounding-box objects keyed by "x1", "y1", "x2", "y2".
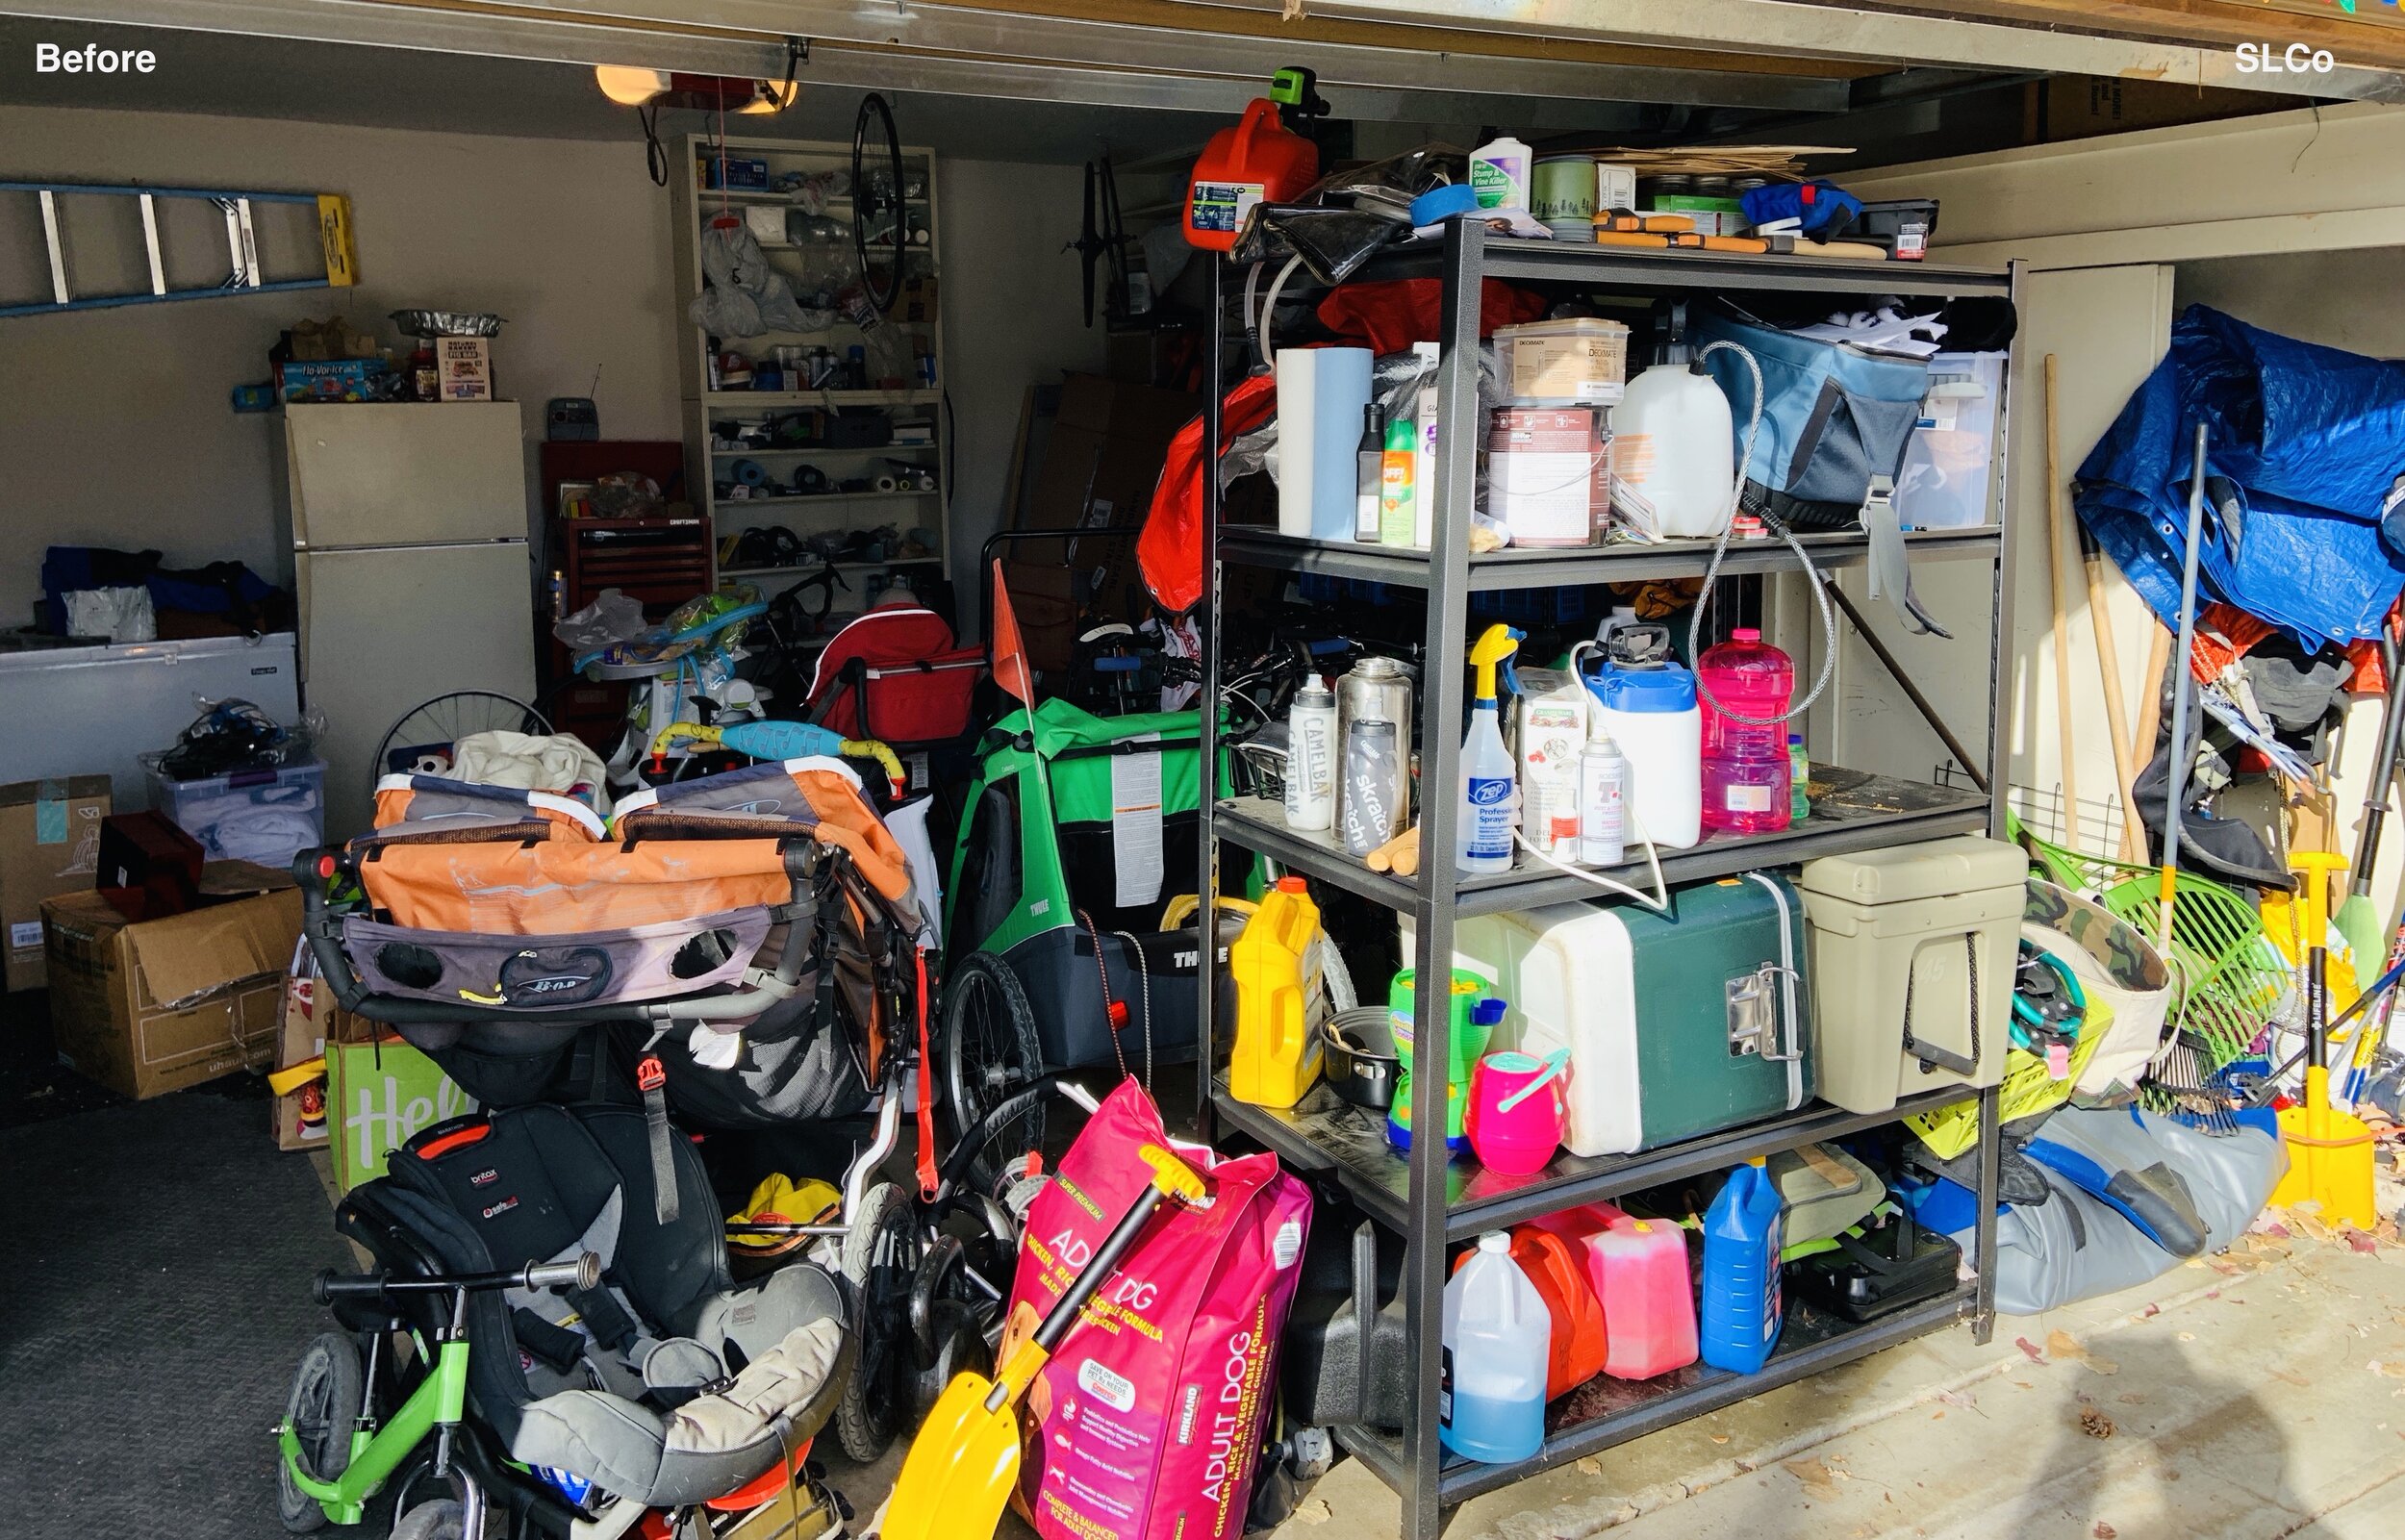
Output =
[{"x1": 2076, "y1": 305, "x2": 2405, "y2": 650}]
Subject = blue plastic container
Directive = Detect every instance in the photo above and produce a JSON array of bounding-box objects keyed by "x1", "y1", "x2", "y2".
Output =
[{"x1": 1700, "y1": 1159, "x2": 1785, "y2": 1374}]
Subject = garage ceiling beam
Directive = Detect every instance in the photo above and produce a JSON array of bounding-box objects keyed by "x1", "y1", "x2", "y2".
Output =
[{"x1": 1, "y1": 0, "x2": 1857, "y2": 113}]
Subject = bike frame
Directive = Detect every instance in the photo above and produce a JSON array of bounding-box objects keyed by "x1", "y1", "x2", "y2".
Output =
[{"x1": 280, "y1": 1331, "x2": 468, "y2": 1526}]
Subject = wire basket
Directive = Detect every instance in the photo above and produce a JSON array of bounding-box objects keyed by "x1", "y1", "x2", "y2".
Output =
[{"x1": 1906, "y1": 1006, "x2": 2111, "y2": 1160}]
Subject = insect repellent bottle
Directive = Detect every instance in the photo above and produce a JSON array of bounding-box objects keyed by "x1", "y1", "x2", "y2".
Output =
[
  {"x1": 1578, "y1": 716, "x2": 1629, "y2": 868},
  {"x1": 1458, "y1": 624, "x2": 1522, "y2": 875},
  {"x1": 1354, "y1": 402, "x2": 1387, "y2": 542},
  {"x1": 1228, "y1": 876, "x2": 1327, "y2": 1108},
  {"x1": 1700, "y1": 1157, "x2": 1785, "y2": 1375},
  {"x1": 1284, "y1": 677, "x2": 1337, "y2": 831},
  {"x1": 1440, "y1": 1231, "x2": 1551, "y2": 1463},
  {"x1": 1379, "y1": 415, "x2": 1419, "y2": 545},
  {"x1": 1788, "y1": 733, "x2": 1810, "y2": 823}
]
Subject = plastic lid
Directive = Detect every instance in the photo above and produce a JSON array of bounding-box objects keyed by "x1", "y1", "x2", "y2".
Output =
[
  {"x1": 1593, "y1": 664, "x2": 1696, "y2": 713},
  {"x1": 1276, "y1": 875, "x2": 1307, "y2": 894},
  {"x1": 1789, "y1": 732, "x2": 1804, "y2": 745},
  {"x1": 1473, "y1": 998, "x2": 1507, "y2": 1026},
  {"x1": 1587, "y1": 712, "x2": 1617, "y2": 744},
  {"x1": 1733, "y1": 627, "x2": 1760, "y2": 643},
  {"x1": 1298, "y1": 677, "x2": 1333, "y2": 704},
  {"x1": 1477, "y1": 1230, "x2": 1511, "y2": 1253}
]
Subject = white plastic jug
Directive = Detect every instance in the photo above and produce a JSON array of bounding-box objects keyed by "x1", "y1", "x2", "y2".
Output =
[
  {"x1": 1440, "y1": 1232, "x2": 1551, "y2": 1463},
  {"x1": 1609, "y1": 361, "x2": 1734, "y2": 542},
  {"x1": 1588, "y1": 662, "x2": 1702, "y2": 850}
]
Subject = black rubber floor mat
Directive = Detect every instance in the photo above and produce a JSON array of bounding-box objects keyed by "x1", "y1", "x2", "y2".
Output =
[{"x1": 0, "y1": 1089, "x2": 349, "y2": 1536}]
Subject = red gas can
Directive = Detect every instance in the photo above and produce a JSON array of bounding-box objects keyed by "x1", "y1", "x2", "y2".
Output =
[{"x1": 1184, "y1": 98, "x2": 1320, "y2": 251}]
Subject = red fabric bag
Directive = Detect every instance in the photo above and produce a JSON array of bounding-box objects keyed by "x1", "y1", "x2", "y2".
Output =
[{"x1": 804, "y1": 598, "x2": 984, "y2": 742}]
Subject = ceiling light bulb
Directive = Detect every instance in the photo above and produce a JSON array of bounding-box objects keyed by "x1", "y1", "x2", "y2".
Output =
[{"x1": 594, "y1": 65, "x2": 670, "y2": 106}]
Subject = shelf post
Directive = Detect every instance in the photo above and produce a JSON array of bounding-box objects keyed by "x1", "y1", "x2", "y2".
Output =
[
  {"x1": 1197, "y1": 249, "x2": 1226, "y2": 1144},
  {"x1": 1399, "y1": 215, "x2": 1486, "y2": 1540}
]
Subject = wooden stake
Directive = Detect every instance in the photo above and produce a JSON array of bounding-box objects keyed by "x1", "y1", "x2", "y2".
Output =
[
  {"x1": 2054, "y1": 357, "x2": 2146, "y2": 861},
  {"x1": 2133, "y1": 621, "x2": 2171, "y2": 778},
  {"x1": 2043, "y1": 355, "x2": 2084, "y2": 846}
]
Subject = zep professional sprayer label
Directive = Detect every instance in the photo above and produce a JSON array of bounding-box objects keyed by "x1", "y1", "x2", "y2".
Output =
[{"x1": 1467, "y1": 775, "x2": 1514, "y2": 860}]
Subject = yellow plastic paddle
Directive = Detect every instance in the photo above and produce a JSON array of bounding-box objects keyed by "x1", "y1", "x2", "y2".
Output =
[{"x1": 880, "y1": 1144, "x2": 1206, "y2": 1540}]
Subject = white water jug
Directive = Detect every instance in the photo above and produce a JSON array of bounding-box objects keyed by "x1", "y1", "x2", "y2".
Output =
[{"x1": 1609, "y1": 361, "x2": 1734, "y2": 542}]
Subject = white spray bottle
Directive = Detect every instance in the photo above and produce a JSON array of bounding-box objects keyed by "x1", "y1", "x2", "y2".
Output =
[{"x1": 1457, "y1": 624, "x2": 1522, "y2": 875}]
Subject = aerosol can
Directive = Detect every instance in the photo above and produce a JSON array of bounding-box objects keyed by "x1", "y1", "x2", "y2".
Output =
[
  {"x1": 1458, "y1": 624, "x2": 1523, "y2": 875},
  {"x1": 1578, "y1": 717, "x2": 1629, "y2": 867}
]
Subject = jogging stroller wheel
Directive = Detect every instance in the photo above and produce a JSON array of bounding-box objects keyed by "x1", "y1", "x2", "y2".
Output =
[
  {"x1": 913, "y1": 1299, "x2": 991, "y2": 1422},
  {"x1": 277, "y1": 1331, "x2": 364, "y2": 1533},
  {"x1": 941, "y1": 951, "x2": 1046, "y2": 1194},
  {"x1": 833, "y1": 1181, "x2": 922, "y2": 1461},
  {"x1": 389, "y1": 1498, "x2": 464, "y2": 1540}
]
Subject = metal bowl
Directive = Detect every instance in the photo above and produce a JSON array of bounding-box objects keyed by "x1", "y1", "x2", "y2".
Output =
[
  {"x1": 389, "y1": 309, "x2": 506, "y2": 339},
  {"x1": 1325, "y1": 1004, "x2": 1399, "y2": 1112}
]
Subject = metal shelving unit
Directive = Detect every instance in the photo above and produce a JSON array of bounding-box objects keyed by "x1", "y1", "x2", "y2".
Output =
[{"x1": 1192, "y1": 221, "x2": 2022, "y2": 1538}]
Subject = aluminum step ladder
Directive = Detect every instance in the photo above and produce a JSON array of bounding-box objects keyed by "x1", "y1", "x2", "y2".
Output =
[{"x1": 2, "y1": 181, "x2": 356, "y2": 318}]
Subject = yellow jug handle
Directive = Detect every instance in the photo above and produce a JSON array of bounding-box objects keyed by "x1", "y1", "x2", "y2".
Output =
[
  {"x1": 1159, "y1": 893, "x2": 1259, "y2": 930},
  {"x1": 1137, "y1": 1143, "x2": 1207, "y2": 1204}
]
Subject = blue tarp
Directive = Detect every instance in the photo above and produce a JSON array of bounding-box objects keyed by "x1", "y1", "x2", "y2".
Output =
[{"x1": 2075, "y1": 305, "x2": 2405, "y2": 649}]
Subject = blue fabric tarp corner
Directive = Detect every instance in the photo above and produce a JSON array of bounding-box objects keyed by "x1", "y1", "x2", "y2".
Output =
[{"x1": 2074, "y1": 305, "x2": 2405, "y2": 648}]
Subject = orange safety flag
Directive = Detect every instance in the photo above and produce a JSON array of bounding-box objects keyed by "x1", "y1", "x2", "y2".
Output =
[{"x1": 990, "y1": 558, "x2": 1036, "y2": 705}]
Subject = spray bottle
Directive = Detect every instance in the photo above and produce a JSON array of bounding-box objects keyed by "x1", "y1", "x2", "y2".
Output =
[{"x1": 1458, "y1": 624, "x2": 1522, "y2": 875}]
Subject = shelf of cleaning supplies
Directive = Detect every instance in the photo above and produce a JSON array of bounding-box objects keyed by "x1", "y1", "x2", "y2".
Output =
[
  {"x1": 1213, "y1": 767, "x2": 1988, "y2": 919},
  {"x1": 1329, "y1": 1283, "x2": 1975, "y2": 1505},
  {"x1": 1209, "y1": 1074, "x2": 1971, "y2": 1244},
  {"x1": 1360, "y1": 240, "x2": 2011, "y2": 300},
  {"x1": 1219, "y1": 524, "x2": 2001, "y2": 591}
]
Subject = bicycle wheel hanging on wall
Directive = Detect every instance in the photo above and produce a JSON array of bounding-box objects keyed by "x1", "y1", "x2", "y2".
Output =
[{"x1": 852, "y1": 91, "x2": 906, "y2": 314}]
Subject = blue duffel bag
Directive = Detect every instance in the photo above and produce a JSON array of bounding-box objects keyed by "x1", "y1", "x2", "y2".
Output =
[{"x1": 1696, "y1": 305, "x2": 1933, "y2": 531}]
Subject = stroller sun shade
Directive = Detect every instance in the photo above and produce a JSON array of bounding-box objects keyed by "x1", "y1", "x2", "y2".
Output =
[{"x1": 358, "y1": 839, "x2": 804, "y2": 935}]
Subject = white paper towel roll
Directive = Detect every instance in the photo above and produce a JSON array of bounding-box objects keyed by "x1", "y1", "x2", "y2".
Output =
[
  {"x1": 1309, "y1": 347, "x2": 1374, "y2": 542},
  {"x1": 1274, "y1": 348, "x2": 1317, "y2": 538}
]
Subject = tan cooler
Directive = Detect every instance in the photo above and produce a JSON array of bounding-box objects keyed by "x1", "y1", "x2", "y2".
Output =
[{"x1": 1798, "y1": 836, "x2": 2024, "y2": 1113}]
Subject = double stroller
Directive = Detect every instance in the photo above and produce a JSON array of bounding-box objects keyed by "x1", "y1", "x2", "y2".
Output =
[{"x1": 279, "y1": 753, "x2": 1029, "y2": 1539}]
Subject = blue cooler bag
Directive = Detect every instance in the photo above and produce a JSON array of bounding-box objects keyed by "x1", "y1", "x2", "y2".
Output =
[{"x1": 1697, "y1": 307, "x2": 1933, "y2": 531}]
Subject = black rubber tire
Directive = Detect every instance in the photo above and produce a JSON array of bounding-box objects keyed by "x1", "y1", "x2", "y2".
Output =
[
  {"x1": 914, "y1": 1300, "x2": 992, "y2": 1422},
  {"x1": 941, "y1": 951, "x2": 1046, "y2": 1195},
  {"x1": 278, "y1": 1331, "x2": 365, "y2": 1533},
  {"x1": 850, "y1": 93, "x2": 905, "y2": 313},
  {"x1": 389, "y1": 1498, "x2": 464, "y2": 1540},
  {"x1": 833, "y1": 1180, "x2": 921, "y2": 1462}
]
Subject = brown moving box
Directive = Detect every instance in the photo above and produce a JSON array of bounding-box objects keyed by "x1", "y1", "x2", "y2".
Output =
[
  {"x1": 42, "y1": 864, "x2": 301, "y2": 1098},
  {"x1": 0, "y1": 776, "x2": 112, "y2": 991}
]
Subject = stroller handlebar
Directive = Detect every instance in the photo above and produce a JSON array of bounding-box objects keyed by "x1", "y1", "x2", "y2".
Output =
[{"x1": 314, "y1": 1252, "x2": 603, "y2": 1304}]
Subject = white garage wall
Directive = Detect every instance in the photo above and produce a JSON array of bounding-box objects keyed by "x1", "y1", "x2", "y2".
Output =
[
  {"x1": 0, "y1": 107, "x2": 1103, "y2": 646},
  {"x1": 0, "y1": 104, "x2": 685, "y2": 620}
]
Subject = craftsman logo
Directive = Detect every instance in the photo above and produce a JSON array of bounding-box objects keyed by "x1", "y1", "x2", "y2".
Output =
[
  {"x1": 2235, "y1": 41, "x2": 2338, "y2": 72},
  {"x1": 469, "y1": 1168, "x2": 500, "y2": 1187},
  {"x1": 481, "y1": 1195, "x2": 520, "y2": 1220},
  {"x1": 35, "y1": 41, "x2": 158, "y2": 72}
]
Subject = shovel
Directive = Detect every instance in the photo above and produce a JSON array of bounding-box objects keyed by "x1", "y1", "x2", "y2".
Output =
[
  {"x1": 879, "y1": 1143, "x2": 1207, "y2": 1540},
  {"x1": 2336, "y1": 636, "x2": 2405, "y2": 967},
  {"x1": 2268, "y1": 947, "x2": 2379, "y2": 1231}
]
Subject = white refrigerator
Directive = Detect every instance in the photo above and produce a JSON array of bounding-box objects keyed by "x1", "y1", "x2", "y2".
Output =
[{"x1": 281, "y1": 402, "x2": 537, "y2": 838}]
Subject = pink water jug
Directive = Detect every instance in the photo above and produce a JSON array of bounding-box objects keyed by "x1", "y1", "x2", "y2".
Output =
[
  {"x1": 1586, "y1": 1215, "x2": 1700, "y2": 1379},
  {"x1": 1464, "y1": 1049, "x2": 1570, "y2": 1175},
  {"x1": 1699, "y1": 627, "x2": 1793, "y2": 835}
]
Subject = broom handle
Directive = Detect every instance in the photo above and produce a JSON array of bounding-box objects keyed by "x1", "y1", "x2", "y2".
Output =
[
  {"x1": 2159, "y1": 423, "x2": 2211, "y2": 950},
  {"x1": 2350, "y1": 635, "x2": 2405, "y2": 897},
  {"x1": 2081, "y1": 524, "x2": 2144, "y2": 862},
  {"x1": 2043, "y1": 357, "x2": 2084, "y2": 843}
]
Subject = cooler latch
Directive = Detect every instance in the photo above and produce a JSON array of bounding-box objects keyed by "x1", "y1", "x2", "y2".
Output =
[{"x1": 1729, "y1": 963, "x2": 1807, "y2": 1061}]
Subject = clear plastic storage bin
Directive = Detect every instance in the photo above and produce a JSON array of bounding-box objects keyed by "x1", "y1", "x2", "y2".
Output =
[{"x1": 146, "y1": 758, "x2": 325, "y2": 868}]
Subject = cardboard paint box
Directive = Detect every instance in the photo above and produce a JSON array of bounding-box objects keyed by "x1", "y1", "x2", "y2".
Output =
[
  {"x1": 41, "y1": 867, "x2": 299, "y2": 1098},
  {"x1": 271, "y1": 963, "x2": 331, "y2": 1151},
  {"x1": 0, "y1": 775, "x2": 111, "y2": 991},
  {"x1": 436, "y1": 336, "x2": 494, "y2": 403},
  {"x1": 325, "y1": 1018, "x2": 478, "y2": 1190}
]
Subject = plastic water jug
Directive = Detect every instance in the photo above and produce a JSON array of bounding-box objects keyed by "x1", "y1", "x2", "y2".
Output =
[
  {"x1": 1586, "y1": 660, "x2": 1702, "y2": 850},
  {"x1": 1587, "y1": 1216, "x2": 1698, "y2": 1380},
  {"x1": 1698, "y1": 627, "x2": 1793, "y2": 835},
  {"x1": 1440, "y1": 1232, "x2": 1551, "y2": 1462},
  {"x1": 1453, "y1": 1224, "x2": 1608, "y2": 1398},
  {"x1": 1608, "y1": 361, "x2": 1734, "y2": 542},
  {"x1": 1228, "y1": 877, "x2": 1327, "y2": 1108},
  {"x1": 1700, "y1": 1159, "x2": 1785, "y2": 1375}
]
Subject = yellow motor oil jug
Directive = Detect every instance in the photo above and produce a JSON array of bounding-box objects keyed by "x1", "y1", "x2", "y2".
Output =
[{"x1": 1229, "y1": 876, "x2": 1328, "y2": 1107}]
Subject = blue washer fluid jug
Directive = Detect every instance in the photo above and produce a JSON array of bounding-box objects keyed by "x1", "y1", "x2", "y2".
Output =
[{"x1": 1700, "y1": 1157, "x2": 1785, "y2": 1375}]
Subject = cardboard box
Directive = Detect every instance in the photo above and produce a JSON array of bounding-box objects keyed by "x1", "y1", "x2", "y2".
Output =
[
  {"x1": 437, "y1": 336, "x2": 493, "y2": 403},
  {"x1": 278, "y1": 358, "x2": 390, "y2": 404},
  {"x1": 271, "y1": 965, "x2": 330, "y2": 1151},
  {"x1": 325, "y1": 1014, "x2": 477, "y2": 1190},
  {"x1": 42, "y1": 873, "x2": 300, "y2": 1098},
  {"x1": 0, "y1": 775, "x2": 110, "y2": 991},
  {"x1": 1024, "y1": 373, "x2": 1197, "y2": 534}
]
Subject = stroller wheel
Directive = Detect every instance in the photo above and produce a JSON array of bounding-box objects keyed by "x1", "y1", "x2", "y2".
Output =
[
  {"x1": 834, "y1": 1181, "x2": 922, "y2": 1462},
  {"x1": 941, "y1": 951, "x2": 1047, "y2": 1193},
  {"x1": 389, "y1": 1498, "x2": 464, "y2": 1540},
  {"x1": 278, "y1": 1332, "x2": 364, "y2": 1533},
  {"x1": 914, "y1": 1299, "x2": 991, "y2": 1421}
]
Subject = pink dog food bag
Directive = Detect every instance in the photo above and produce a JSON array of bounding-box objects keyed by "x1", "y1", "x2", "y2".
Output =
[{"x1": 1007, "y1": 1078, "x2": 1313, "y2": 1540}]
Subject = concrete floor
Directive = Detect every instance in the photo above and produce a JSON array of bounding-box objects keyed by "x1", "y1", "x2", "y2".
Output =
[{"x1": 1259, "y1": 1205, "x2": 2405, "y2": 1540}]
